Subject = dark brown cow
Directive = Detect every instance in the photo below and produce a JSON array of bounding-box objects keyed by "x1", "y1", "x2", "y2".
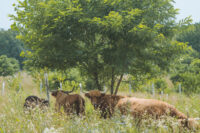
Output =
[
  {"x1": 24, "y1": 95, "x2": 49, "y2": 110},
  {"x1": 85, "y1": 90, "x2": 125, "y2": 118},
  {"x1": 51, "y1": 90, "x2": 85, "y2": 116}
]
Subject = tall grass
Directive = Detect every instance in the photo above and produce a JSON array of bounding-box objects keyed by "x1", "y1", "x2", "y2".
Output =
[{"x1": 0, "y1": 74, "x2": 199, "y2": 133}]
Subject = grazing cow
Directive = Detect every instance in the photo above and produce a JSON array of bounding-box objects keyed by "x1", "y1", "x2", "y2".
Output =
[
  {"x1": 85, "y1": 90, "x2": 125, "y2": 118},
  {"x1": 51, "y1": 88, "x2": 85, "y2": 116},
  {"x1": 116, "y1": 97, "x2": 199, "y2": 129},
  {"x1": 24, "y1": 95, "x2": 49, "y2": 110}
]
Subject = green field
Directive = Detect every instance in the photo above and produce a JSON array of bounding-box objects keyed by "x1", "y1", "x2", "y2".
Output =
[{"x1": 0, "y1": 74, "x2": 199, "y2": 133}]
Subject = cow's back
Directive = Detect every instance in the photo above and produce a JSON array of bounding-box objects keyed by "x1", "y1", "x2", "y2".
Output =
[{"x1": 116, "y1": 97, "x2": 187, "y2": 118}]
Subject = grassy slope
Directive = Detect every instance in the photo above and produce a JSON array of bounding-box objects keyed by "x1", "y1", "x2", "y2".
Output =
[{"x1": 0, "y1": 73, "x2": 199, "y2": 133}]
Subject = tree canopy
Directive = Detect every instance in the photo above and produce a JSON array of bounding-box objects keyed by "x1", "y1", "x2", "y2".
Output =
[{"x1": 11, "y1": 0, "x2": 189, "y2": 94}]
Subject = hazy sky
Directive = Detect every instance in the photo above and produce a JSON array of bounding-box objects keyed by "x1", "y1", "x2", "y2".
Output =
[{"x1": 0, "y1": 0, "x2": 199, "y2": 29}]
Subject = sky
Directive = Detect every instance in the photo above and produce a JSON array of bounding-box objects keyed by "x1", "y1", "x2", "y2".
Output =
[{"x1": 0, "y1": 0, "x2": 199, "y2": 30}]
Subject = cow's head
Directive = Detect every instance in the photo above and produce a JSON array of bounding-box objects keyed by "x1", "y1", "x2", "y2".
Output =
[
  {"x1": 85, "y1": 90, "x2": 106, "y2": 109},
  {"x1": 51, "y1": 86, "x2": 75, "y2": 97},
  {"x1": 51, "y1": 91, "x2": 59, "y2": 97}
]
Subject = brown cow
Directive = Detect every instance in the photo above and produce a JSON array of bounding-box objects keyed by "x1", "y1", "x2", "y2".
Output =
[
  {"x1": 85, "y1": 90, "x2": 125, "y2": 118},
  {"x1": 116, "y1": 97, "x2": 199, "y2": 129},
  {"x1": 116, "y1": 97, "x2": 186, "y2": 119},
  {"x1": 24, "y1": 95, "x2": 49, "y2": 110},
  {"x1": 51, "y1": 89, "x2": 85, "y2": 116},
  {"x1": 85, "y1": 90, "x2": 199, "y2": 129}
]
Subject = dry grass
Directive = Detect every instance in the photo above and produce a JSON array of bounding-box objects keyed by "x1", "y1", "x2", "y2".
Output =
[{"x1": 0, "y1": 73, "x2": 199, "y2": 133}]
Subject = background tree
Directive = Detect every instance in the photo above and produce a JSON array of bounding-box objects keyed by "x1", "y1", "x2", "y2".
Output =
[
  {"x1": 178, "y1": 23, "x2": 200, "y2": 53},
  {"x1": 0, "y1": 29, "x2": 25, "y2": 67},
  {"x1": 0, "y1": 55, "x2": 20, "y2": 77},
  {"x1": 0, "y1": 55, "x2": 20, "y2": 94},
  {"x1": 11, "y1": 0, "x2": 189, "y2": 94},
  {"x1": 170, "y1": 49, "x2": 200, "y2": 93},
  {"x1": 169, "y1": 22, "x2": 200, "y2": 93}
]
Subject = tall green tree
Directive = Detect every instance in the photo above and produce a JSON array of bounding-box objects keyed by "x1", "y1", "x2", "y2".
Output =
[
  {"x1": 0, "y1": 29, "x2": 25, "y2": 67},
  {"x1": 11, "y1": 0, "x2": 189, "y2": 94}
]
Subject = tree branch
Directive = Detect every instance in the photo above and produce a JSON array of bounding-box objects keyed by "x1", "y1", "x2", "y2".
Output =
[
  {"x1": 114, "y1": 74, "x2": 123, "y2": 95},
  {"x1": 110, "y1": 67, "x2": 115, "y2": 94}
]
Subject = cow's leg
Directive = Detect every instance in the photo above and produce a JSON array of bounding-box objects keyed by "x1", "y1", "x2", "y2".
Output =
[
  {"x1": 55, "y1": 102, "x2": 61, "y2": 113},
  {"x1": 77, "y1": 100, "x2": 84, "y2": 116},
  {"x1": 65, "y1": 103, "x2": 72, "y2": 115},
  {"x1": 100, "y1": 109, "x2": 108, "y2": 118},
  {"x1": 101, "y1": 112, "x2": 107, "y2": 118},
  {"x1": 76, "y1": 104, "x2": 80, "y2": 116},
  {"x1": 108, "y1": 108, "x2": 113, "y2": 118}
]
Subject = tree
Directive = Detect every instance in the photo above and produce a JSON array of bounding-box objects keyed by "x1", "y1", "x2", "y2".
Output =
[
  {"x1": 11, "y1": 0, "x2": 189, "y2": 94},
  {"x1": 0, "y1": 29, "x2": 25, "y2": 67},
  {"x1": 0, "y1": 55, "x2": 20, "y2": 77},
  {"x1": 170, "y1": 50, "x2": 200, "y2": 93},
  {"x1": 178, "y1": 23, "x2": 200, "y2": 53}
]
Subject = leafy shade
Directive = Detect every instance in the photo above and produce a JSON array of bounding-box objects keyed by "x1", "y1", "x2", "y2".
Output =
[
  {"x1": 11, "y1": 0, "x2": 189, "y2": 94},
  {"x1": 0, "y1": 55, "x2": 20, "y2": 77}
]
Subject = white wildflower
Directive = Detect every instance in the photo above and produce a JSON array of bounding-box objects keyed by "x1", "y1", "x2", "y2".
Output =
[{"x1": 43, "y1": 127, "x2": 63, "y2": 133}]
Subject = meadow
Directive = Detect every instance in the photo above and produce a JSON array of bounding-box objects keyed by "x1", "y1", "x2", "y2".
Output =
[{"x1": 0, "y1": 73, "x2": 200, "y2": 133}]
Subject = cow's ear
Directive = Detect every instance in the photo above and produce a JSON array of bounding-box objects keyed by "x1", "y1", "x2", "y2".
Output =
[
  {"x1": 85, "y1": 93, "x2": 90, "y2": 98},
  {"x1": 101, "y1": 93, "x2": 105, "y2": 97}
]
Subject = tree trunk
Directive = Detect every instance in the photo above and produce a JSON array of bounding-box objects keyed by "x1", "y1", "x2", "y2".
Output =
[
  {"x1": 94, "y1": 71, "x2": 101, "y2": 90},
  {"x1": 114, "y1": 74, "x2": 123, "y2": 95},
  {"x1": 110, "y1": 67, "x2": 115, "y2": 94},
  {"x1": 93, "y1": 53, "x2": 102, "y2": 90}
]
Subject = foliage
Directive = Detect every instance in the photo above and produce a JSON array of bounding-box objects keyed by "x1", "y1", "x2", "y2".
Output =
[
  {"x1": 11, "y1": 0, "x2": 190, "y2": 94},
  {"x1": 24, "y1": 67, "x2": 81, "y2": 92},
  {"x1": 178, "y1": 23, "x2": 200, "y2": 53},
  {"x1": 47, "y1": 70, "x2": 80, "y2": 91},
  {"x1": 0, "y1": 55, "x2": 20, "y2": 77},
  {"x1": 0, "y1": 29, "x2": 25, "y2": 67},
  {"x1": 128, "y1": 74, "x2": 152, "y2": 92},
  {"x1": 154, "y1": 78, "x2": 168, "y2": 93},
  {"x1": 172, "y1": 73, "x2": 200, "y2": 93},
  {"x1": 7, "y1": 72, "x2": 23, "y2": 92},
  {"x1": 170, "y1": 51, "x2": 200, "y2": 93}
]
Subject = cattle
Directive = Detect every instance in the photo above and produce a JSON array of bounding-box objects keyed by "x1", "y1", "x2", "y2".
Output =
[
  {"x1": 51, "y1": 88, "x2": 85, "y2": 116},
  {"x1": 24, "y1": 95, "x2": 49, "y2": 110},
  {"x1": 85, "y1": 90, "x2": 125, "y2": 118},
  {"x1": 116, "y1": 97, "x2": 199, "y2": 129},
  {"x1": 85, "y1": 90, "x2": 199, "y2": 129}
]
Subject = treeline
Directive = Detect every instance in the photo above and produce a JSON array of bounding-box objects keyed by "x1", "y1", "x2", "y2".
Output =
[
  {"x1": 0, "y1": 29, "x2": 24, "y2": 77},
  {"x1": 170, "y1": 23, "x2": 200, "y2": 93}
]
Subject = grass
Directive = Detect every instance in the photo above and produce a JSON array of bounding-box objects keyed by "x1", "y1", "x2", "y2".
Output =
[{"x1": 0, "y1": 74, "x2": 200, "y2": 133}]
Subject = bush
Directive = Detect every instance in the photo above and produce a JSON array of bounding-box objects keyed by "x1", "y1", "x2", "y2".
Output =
[
  {"x1": 171, "y1": 73, "x2": 200, "y2": 93},
  {"x1": 7, "y1": 73, "x2": 23, "y2": 92},
  {"x1": 0, "y1": 55, "x2": 20, "y2": 77},
  {"x1": 154, "y1": 79, "x2": 168, "y2": 93}
]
